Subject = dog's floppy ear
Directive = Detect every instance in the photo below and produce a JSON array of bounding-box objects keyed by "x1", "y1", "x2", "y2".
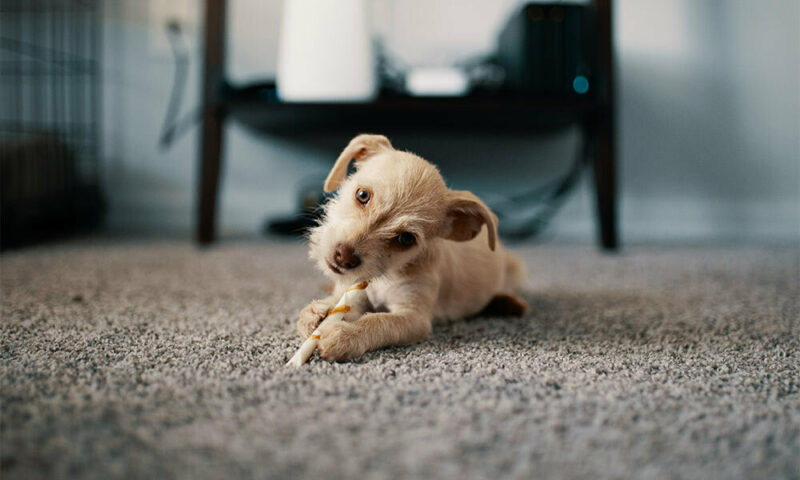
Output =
[
  {"x1": 442, "y1": 190, "x2": 498, "y2": 251},
  {"x1": 323, "y1": 134, "x2": 393, "y2": 192}
]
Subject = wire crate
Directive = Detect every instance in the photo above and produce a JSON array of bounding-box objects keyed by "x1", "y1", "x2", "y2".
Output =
[{"x1": 0, "y1": 0, "x2": 105, "y2": 249}]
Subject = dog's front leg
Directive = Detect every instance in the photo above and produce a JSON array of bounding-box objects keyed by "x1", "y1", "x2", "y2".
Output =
[
  {"x1": 297, "y1": 287, "x2": 371, "y2": 339},
  {"x1": 317, "y1": 307, "x2": 433, "y2": 362}
]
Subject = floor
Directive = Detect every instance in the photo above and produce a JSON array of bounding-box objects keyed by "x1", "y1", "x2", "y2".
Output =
[{"x1": 1, "y1": 240, "x2": 798, "y2": 479}]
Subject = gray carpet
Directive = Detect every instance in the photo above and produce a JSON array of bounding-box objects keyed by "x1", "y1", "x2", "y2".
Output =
[{"x1": 1, "y1": 240, "x2": 798, "y2": 479}]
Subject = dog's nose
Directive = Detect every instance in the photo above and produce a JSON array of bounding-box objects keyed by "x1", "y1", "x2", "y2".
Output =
[{"x1": 333, "y1": 243, "x2": 361, "y2": 270}]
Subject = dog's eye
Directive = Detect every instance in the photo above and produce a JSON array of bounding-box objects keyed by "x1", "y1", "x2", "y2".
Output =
[
  {"x1": 394, "y1": 232, "x2": 416, "y2": 248},
  {"x1": 356, "y1": 188, "x2": 371, "y2": 205}
]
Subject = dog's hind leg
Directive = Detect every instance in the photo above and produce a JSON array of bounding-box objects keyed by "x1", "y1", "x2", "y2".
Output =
[
  {"x1": 504, "y1": 253, "x2": 527, "y2": 291},
  {"x1": 480, "y1": 293, "x2": 529, "y2": 317}
]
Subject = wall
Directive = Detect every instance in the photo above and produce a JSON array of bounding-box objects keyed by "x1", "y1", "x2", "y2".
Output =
[{"x1": 101, "y1": 0, "x2": 800, "y2": 242}]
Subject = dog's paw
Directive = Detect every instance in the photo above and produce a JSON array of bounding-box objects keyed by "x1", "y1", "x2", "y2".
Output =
[
  {"x1": 317, "y1": 320, "x2": 364, "y2": 362},
  {"x1": 297, "y1": 300, "x2": 332, "y2": 339}
]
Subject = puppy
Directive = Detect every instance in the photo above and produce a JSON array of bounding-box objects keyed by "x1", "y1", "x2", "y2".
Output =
[{"x1": 299, "y1": 134, "x2": 528, "y2": 361}]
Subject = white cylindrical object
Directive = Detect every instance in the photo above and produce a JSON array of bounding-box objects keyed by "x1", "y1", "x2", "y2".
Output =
[
  {"x1": 286, "y1": 330, "x2": 320, "y2": 367},
  {"x1": 277, "y1": 0, "x2": 377, "y2": 102}
]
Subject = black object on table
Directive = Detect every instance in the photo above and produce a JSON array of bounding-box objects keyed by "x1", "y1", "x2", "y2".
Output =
[{"x1": 196, "y1": 0, "x2": 618, "y2": 250}]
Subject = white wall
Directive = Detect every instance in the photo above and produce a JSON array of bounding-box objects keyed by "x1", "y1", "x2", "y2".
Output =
[
  {"x1": 101, "y1": 0, "x2": 800, "y2": 242},
  {"x1": 617, "y1": 0, "x2": 799, "y2": 241}
]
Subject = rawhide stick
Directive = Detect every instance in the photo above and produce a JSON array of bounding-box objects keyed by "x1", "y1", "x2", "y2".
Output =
[{"x1": 286, "y1": 281, "x2": 369, "y2": 367}]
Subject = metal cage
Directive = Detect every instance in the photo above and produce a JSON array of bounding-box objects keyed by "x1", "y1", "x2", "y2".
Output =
[{"x1": 0, "y1": 0, "x2": 104, "y2": 249}]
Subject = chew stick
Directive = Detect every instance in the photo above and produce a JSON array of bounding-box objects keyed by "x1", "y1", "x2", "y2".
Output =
[{"x1": 286, "y1": 281, "x2": 369, "y2": 367}]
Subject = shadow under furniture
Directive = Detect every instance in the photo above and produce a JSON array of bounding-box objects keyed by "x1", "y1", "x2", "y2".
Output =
[{"x1": 196, "y1": 0, "x2": 618, "y2": 250}]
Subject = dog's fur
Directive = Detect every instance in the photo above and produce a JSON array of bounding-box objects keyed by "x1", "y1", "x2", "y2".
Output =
[{"x1": 299, "y1": 134, "x2": 528, "y2": 361}]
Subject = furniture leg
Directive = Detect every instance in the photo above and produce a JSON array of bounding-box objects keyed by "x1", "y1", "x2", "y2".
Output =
[
  {"x1": 197, "y1": 110, "x2": 224, "y2": 244},
  {"x1": 592, "y1": 0, "x2": 618, "y2": 251},
  {"x1": 196, "y1": 0, "x2": 227, "y2": 245},
  {"x1": 592, "y1": 108, "x2": 618, "y2": 250}
]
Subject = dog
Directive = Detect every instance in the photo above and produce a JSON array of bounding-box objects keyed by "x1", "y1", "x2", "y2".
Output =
[{"x1": 299, "y1": 134, "x2": 528, "y2": 361}]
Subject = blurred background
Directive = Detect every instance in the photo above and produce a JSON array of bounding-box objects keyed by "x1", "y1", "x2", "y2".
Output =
[{"x1": 1, "y1": 0, "x2": 798, "y2": 250}]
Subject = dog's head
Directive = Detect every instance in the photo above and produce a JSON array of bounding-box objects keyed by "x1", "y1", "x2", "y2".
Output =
[{"x1": 308, "y1": 134, "x2": 497, "y2": 282}]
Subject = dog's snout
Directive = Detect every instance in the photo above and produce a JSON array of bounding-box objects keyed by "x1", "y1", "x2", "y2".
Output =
[{"x1": 333, "y1": 243, "x2": 361, "y2": 270}]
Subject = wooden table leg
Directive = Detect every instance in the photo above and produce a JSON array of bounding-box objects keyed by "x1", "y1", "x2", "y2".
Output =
[
  {"x1": 197, "y1": 108, "x2": 224, "y2": 245},
  {"x1": 593, "y1": 108, "x2": 618, "y2": 250},
  {"x1": 593, "y1": 0, "x2": 619, "y2": 251},
  {"x1": 196, "y1": 0, "x2": 227, "y2": 245}
]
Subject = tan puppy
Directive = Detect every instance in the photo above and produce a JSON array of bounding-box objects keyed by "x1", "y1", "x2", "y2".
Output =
[{"x1": 299, "y1": 134, "x2": 528, "y2": 361}]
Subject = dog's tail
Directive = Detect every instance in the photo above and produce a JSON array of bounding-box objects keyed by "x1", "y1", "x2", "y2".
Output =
[{"x1": 504, "y1": 252, "x2": 527, "y2": 291}]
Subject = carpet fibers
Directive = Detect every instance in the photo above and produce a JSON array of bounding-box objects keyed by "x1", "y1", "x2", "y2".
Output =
[{"x1": 1, "y1": 241, "x2": 798, "y2": 479}]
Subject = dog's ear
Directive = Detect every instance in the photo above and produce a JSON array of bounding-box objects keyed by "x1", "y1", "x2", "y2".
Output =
[
  {"x1": 323, "y1": 134, "x2": 393, "y2": 192},
  {"x1": 442, "y1": 190, "x2": 498, "y2": 251}
]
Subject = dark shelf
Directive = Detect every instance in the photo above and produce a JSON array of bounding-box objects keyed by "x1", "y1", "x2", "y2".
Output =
[
  {"x1": 223, "y1": 82, "x2": 601, "y2": 134},
  {"x1": 195, "y1": 0, "x2": 617, "y2": 249}
]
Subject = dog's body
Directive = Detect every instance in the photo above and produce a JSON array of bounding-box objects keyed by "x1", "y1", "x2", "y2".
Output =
[{"x1": 299, "y1": 134, "x2": 527, "y2": 361}]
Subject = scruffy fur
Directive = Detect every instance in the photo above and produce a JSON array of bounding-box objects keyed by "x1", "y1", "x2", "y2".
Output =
[{"x1": 300, "y1": 134, "x2": 528, "y2": 361}]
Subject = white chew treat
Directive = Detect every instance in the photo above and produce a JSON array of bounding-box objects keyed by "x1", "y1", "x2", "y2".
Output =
[
  {"x1": 286, "y1": 331, "x2": 320, "y2": 367},
  {"x1": 286, "y1": 281, "x2": 368, "y2": 367}
]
